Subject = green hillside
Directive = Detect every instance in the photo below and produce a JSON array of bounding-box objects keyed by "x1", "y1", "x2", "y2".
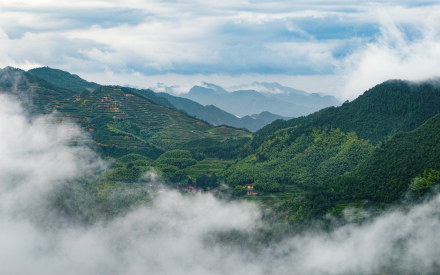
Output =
[
  {"x1": 127, "y1": 88, "x2": 176, "y2": 109},
  {"x1": 55, "y1": 86, "x2": 250, "y2": 159},
  {"x1": 223, "y1": 126, "x2": 374, "y2": 189},
  {"x1": 25, "y1": 66, "x2": 289, "y2": 132},
  {"x1": 28, "y1": 67, "x2": 100, "y2": 93}
]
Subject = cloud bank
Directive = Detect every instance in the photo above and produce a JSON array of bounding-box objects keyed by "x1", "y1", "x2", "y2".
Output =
[
  {"x1": 0, "y1": 94, "x2": 440, "y2": 274},
  {"x1": 340, "y1": 7, "x2": 440, "y2": 99},
  {"x1": 1, "y1": 1, "x2": 440, "y2": 98}
]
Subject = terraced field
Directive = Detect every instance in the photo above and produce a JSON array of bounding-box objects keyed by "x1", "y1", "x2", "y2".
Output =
[
  {"x1": 56, "y1": 86, "x2": 250, "y2": 159},
  {"x1": 185, "y1": 158, "x2": 233, "y2": 179}
]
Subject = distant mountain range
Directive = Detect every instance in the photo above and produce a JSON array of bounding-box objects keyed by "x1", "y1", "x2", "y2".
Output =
[
  {"x1": 179, "y1": 82, "x2": 340, "y2": 118},
  {"x1": 230, "y1": 81, "x2": 310, "y2": 96},
  {"x1": 155, "y1": 92, "x2": 289, "y2": 132}
]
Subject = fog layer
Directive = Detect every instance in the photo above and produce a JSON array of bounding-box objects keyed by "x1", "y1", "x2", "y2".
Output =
[{"x1": 1, "y1": 94, "x2": 440, "y2": 275}]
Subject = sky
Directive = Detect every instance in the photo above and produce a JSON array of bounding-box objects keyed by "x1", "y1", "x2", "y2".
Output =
[{"x1": 1, "y1": 0, "x2": 440, "y2": 99}]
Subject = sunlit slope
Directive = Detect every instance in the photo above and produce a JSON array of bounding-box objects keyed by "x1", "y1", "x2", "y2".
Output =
[
  {"x1": 254, "y1": 80, "x2": 440, "y2": 148},
  {"x1": 56, "y1": 86, "x2": 250, "y2": 158},
  {"x1": 282, "y1": 112, "x2": 440, "y2": 221},
  {"x1": 224, "y1": 127, "x2": 374, "y2": 188}
]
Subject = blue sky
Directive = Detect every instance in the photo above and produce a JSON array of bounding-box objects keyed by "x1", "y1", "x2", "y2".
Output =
[{"x1": 1, "y1": 0, "x2": 440, "y2": 99}]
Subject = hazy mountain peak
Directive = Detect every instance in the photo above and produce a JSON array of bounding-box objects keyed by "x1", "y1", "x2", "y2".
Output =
[
  {"x1": 189, "y1": 85, "x2": 217, "y2": 95},
  {"x1": 230, "y1": 81, "x2": 309, "y2": 96},
  {"x1": 309, "y1": 93, "x2": 321, "y2": 98},
  {"x1": 201, "y1": 82, "x2": 228, "y2": 94},
  {"x1": 152, "y1": 82, "x2": 182, "y2": 95},
  {"x1": 231, "y1": 89, "x2": 266, "y2": 98}
]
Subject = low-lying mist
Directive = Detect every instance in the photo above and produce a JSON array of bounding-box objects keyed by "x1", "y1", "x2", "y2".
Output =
[{"x1": 1, "y1": 94, "x2": 440, "y2": 275}]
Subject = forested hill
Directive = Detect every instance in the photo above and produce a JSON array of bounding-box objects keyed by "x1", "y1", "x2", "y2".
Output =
[
  {"x1": 28, "y1": 67, "x2": 100, "y2": 93},
  {"x1": 333, "y1": 112, "x2": 440, "y2": 203},
  {"x1": 220, "y1": 78, "x2": 440, "y2": 223},
  {"x1": 253, "y1": 80, "x2": 440, "y2": 148},
  {"x1": 294, "y1": 112, "x2": 440, "y2": 220}
]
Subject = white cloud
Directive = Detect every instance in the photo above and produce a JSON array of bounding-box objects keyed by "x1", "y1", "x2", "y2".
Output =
[
  {"x1": 0, "y1": 94, "x2": 106, "y2": 216},
  {"x1": 339, "y1": 7, "x2": 440, "y2": 99}
]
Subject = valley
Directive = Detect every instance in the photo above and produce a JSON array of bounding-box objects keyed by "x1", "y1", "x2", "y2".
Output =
[{"x1": 2, "y1": 65, "x2": 440, "y2": 274}]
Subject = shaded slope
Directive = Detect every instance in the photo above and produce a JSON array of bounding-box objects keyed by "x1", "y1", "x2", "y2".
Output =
[
  {"x1": 321, "y1": 113, "x2": 440, "y2": 205},
  {"x1": 264, "y1": 92, "x2": 341, "y2": 112},
  {"x1": 28, "y1": 67, "x2": 100, "y2": 94},
  {"x1": 250, "y1": 81, "x2": 309, "y2": 96},
  {"x1": 230, "y1": 81, "x2": 340, "y2": 110},
  {"x1": 182, "y1": 83, "x2": 339, "y2": 118}
]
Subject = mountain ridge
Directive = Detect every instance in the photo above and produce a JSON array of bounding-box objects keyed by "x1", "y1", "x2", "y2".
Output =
[
  {"x1": 181, "y1": 83, "x2": 339, "y2": 118},
  {"x1": 28, "y1": 67, "x2": 100, "y2": 93}
]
